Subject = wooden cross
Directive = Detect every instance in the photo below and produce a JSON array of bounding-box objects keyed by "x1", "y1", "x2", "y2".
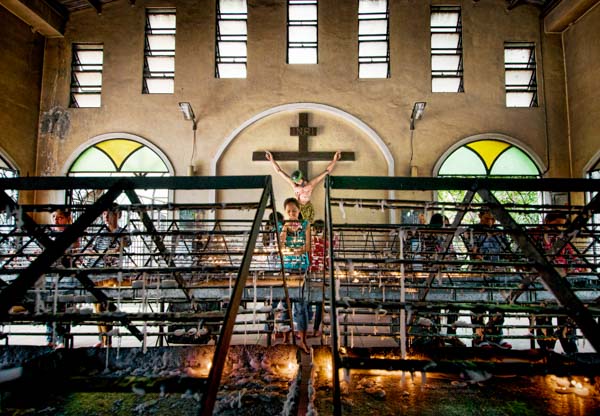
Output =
[{"x1": 252, "y1": 112, "x2": 355, "y2": 179}]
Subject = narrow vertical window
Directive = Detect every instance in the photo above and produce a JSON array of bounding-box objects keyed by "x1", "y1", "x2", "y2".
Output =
[
  {"x1": 216, "y1": 0, "x2": 248, "y2": 78},
  {"x1": 358, "y1": 0, "x2": 389, "y2": 78},
  {"x1": 70, "y1": 43, "x2": 103, "y2": 108},
  {"x1": 287, "y1": 0, "x2": 318, "y2": 64},
  {"x1": 430, "y1": 6, "x2": 463, "y2": 92},
  {"x1": 143, "y1": 8, "x2": 176, "y2": 94},
  {"x1": 504, "y1": 42, "x2": 538, "y2": 107}
]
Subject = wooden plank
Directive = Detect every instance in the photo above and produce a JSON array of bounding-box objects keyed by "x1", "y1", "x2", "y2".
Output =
[{"x1": 252, "y1": 151, "x2": 355, "y2": 162}]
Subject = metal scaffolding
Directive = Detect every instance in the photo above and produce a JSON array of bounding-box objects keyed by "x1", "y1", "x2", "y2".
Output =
[{"x1": 324, "y1": 176, "x2": 600, "y2": 416}]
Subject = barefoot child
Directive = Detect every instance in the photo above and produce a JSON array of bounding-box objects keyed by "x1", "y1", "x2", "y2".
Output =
[{"x1": 279, "y1": 198, "x2": 311, "y2": 353}]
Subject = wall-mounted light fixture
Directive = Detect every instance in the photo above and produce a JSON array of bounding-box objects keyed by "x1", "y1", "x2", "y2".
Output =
[
  {"x1": 410, "y1": 101, "x2": 426, "y2": 130},
  {"x1": 409, "y1": 102, "x2": 427, "y2": 177},
  {"x1": 178, "y1": 102, "x2": 197, "y2": 130},
  {"x1": 179, "y1": 102, "x2": 198, "y2": 175}
]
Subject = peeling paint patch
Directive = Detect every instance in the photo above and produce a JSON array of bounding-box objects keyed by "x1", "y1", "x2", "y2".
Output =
[{"x1": 40, "y1": 106, "x2": 70, "y2": 139}]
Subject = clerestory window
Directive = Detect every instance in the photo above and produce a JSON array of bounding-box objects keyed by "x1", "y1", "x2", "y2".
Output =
[
  {"x1": 143, "y1": 8, "x2": 176, "y2": 94},
  {"x1": 70, "y1": 43, "x2": 103, "y2": 108},
  {"x1": 505, "y1": 42, "x2": 538, "y2": 107},
  {"x1": 358, "y1": 0, "x2": 389, "y2": 78},
  {"x1": 287, "y1": 0, "x2": 318, "y2": 64},
  {"x1": 431, "y1": 6, "x2": 463, "y2": 92},
  {"x1": 216, "y1": 0, "x2": 248, "y2": 78}
]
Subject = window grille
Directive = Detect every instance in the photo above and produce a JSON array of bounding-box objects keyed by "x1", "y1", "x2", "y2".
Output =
[
  {"x1": 358, "y1": 0, "x2": 389, "y2": 78},
  {"x1": 216, "y1": 0, "x2": 248, "y2": 78},
  {"x1": 70, "y1": 43, "x2": 103, "y2": 108},
  {"x1": 431, "y1": 6, "x2": 463, "y2": 92},
  {"x1": 143, "y1": 8, "x2": 176, "y2": 94},
  {"x1": 505, "y1": 42, "x2": 538, "y2": 107},
  {"x1": 287, "y1": 0, "x2": 318, "y2": 64}
]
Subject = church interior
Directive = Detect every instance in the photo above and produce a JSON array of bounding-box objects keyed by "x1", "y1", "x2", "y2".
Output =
[{"x1": 1, "y1": 0, "x2": 600, "y2": 414}]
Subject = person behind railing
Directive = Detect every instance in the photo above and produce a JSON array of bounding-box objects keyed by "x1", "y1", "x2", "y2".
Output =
[
  {"x1": 464, "y1": 208, "x2": 512, "y2": 349},
  {"x1": 278, "y1": 197, "x2": 311, "y2": 353},
  {"x1": 530, "y1": 211, "x2": 586, "y2": 353},
  {"x1": 464, "y1": 208, "x2": 512, "y2": 267},
  {"x1": 85, "y1": 203, "x2": 131, "y2": 347},
  {"x1": 45, "y1": 208, "x2": 79, "y2": 348}
]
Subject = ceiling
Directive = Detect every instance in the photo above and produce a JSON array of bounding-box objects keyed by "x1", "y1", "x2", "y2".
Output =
[{"x1": 50, "y1": 0, "x2": 561, "y2": 15}]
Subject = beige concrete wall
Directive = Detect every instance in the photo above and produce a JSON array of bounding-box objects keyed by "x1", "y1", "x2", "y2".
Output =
[
  {"x1": 0, "y1": 6, "x2": 44, "y2": 176},
  {"x1": 563, "y1": 3, "x2": 600, "y2": 177},
  {"x1": 33, "y1": 0, "x2": 571, "y2": 213}
]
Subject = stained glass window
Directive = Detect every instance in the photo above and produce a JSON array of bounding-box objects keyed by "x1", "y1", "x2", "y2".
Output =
[
  {"x1": 438, "y1": 139, "x2": 539, "y2": 177},
  {"x1": 588, "y1": 158, "x2": 600, "y2": 181},
  {"x1": 437, "y1": 139, "x2": 540, "y2": 224},
  {"x1": 68, "y1": 138, "x2": 170, "y2": 206},
  {"x1": 0, "y1": 154, "x2": 18, "y2": 229}
]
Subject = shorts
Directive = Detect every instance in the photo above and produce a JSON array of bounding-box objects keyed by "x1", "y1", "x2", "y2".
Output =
[{"x1": 293, "y1": 301, "x2": 309, "y2": 331}]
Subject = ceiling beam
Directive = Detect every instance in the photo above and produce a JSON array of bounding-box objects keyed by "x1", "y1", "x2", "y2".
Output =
[
  {"x1": 0, "y1": 0, "x2": 66, "y2": 37},
  {"x1": 507, "y1": 0, "x2": 547, "y2": 10},
  {"x1": 545, "y1": 0, "x2": 600, "y2": 32},
  {"x1": 84, "y1": 0, "x2": 102, "y2": 14}
]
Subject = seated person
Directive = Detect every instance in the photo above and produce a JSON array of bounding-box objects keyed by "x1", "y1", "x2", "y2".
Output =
[
  {"x1": 470, "y1": 310, "x2": 512, "y2": 349},
  {"x1": 464, "y1": 208, "x2": 512, "y2": 267}
]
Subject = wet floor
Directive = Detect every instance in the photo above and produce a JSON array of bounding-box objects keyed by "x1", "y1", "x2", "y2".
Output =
[{"x1": 313, "y1": 372, "x2": 600, "y2": 416}]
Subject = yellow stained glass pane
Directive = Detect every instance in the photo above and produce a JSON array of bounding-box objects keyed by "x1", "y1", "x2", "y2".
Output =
[
  {"x1": 466, "y1": 140, "x2": 510, "y2": 171},
  {"x1": 96, "y1": 139, "x2": 143, "y2": 170}
]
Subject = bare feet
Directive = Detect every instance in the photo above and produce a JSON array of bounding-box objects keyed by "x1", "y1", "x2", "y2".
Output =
[{"x1": 298, "y1": 340, "x2": 310, "y2": 354}]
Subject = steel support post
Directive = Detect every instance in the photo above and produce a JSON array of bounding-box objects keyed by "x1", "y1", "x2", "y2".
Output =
[
  {"x1": 199, "y1": 178, "x2": 272, "y2": 416},
  {"x1": 326, "y1": 176, "x2": 342, "y2": 416}
]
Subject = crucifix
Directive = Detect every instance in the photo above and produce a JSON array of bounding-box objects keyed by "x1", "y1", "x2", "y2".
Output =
[{"x1": 252, "y1": 112, "x2": 354, "y2": 179}]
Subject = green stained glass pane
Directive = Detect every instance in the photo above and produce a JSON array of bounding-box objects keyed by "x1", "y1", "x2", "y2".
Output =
[
  {"x1": 120, "y1": 147, "x2": 169, "y2": 172},
  {"x1": 438, "y1": 147, "x2": 486, "y2": 176},
  {"x1": 490, "y1": 147, "x2": 539, "y2": 176},
  {"x1": 69, "y1": 147, "x2": 116, "y2": 172}
]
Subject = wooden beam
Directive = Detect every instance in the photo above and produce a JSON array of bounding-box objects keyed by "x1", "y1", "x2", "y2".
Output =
[
  {"x1": 0, "y1": 0, "x2": 66, "y2": 37},
  {"x1": 544, "y1": 0, "x2": 600, "y2": 32},
  {"x1": 252, "y1": 151, "x2": 355, "y2": 162}
]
